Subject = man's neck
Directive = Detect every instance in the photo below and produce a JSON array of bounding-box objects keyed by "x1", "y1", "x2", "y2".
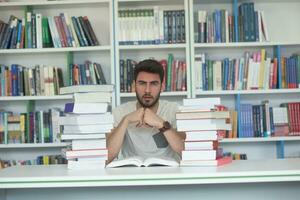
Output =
[{"x1": 136, "y1": 101, "x2": 159, "y2": 113}]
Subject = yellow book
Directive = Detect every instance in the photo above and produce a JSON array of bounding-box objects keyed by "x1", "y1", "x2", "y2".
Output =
[
  {"x1": 258, "y1": 49, "x2": 266, "y2": 89},
  {"x1": 281, "y1": 57, "x2": 286, "y2": 88},
  {"x1": 43, "y1": 155, "x2": 49, "y2": 165}
]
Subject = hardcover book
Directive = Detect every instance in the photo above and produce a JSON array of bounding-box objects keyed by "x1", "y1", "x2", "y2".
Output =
[{"x1": 106, "y1": 156, "x2": 179, "y2": 168}]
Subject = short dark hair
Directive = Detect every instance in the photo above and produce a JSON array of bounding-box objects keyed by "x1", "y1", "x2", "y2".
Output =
[{"x1": 134, "y1": 59, "x2": 164, "y2": 83}]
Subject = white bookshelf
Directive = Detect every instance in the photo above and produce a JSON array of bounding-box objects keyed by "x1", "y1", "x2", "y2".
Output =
[
  {"x1": 119, "y1": 43, "x2": 187, "y2": 50},
  {"x1": 221, "y1": 136, "x2": 300, "y2": 143},
  {"x1": 0, "y1": 46, "x2": 111, "y2": 54},
  {"x1": 195, "y1": 88, "x2": 300, "y2": 96},
  {"x1": 115, "y1": 0, "x2": 191, "y2": 105},
  {"x1": 0, "y1": 95, "x2": 73, "y2": 101},
  {"x1": 189, "y1": 0, "x2": 300, "y2": 160},
  {"x1": 0, "y1": 143, "x2": 68, "y2": 149},
  {"x1": 0, "y1": 0, "x2": 115, "y2": 163}
]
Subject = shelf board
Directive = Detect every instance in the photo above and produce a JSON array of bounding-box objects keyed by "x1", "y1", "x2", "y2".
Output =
[
  {"x1": 221, "y1": 136, "x2": 300, "y2": 143},
  {"x1": 119, "y1": 43, "x2": 187, "y2": 50},
  {"x1": 0, "y1": 0, "x2": 109, "y2": 7},
  {"x1": 195, "y1": 88, "x2": 300, "y2": 96},
  {"x1": 0, "y1": 143, "x2": 68, "y2": 149},
  {"x1": 0, "y1": 95, "x2": 73, "y2": 101},
  {"x1": 120, "y1": 91, "x2": 188, "y2": 97},
  {"x1": 0, "y1": 46, "x2": 111, "y2": 54},
  {"x1": 194, "y1": 41, "x2": 300, "y2": 48}
]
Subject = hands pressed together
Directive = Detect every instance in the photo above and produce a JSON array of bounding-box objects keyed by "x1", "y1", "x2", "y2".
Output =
[{"x1": 125, "y1": 107, "x2": 164, "y2": 129}]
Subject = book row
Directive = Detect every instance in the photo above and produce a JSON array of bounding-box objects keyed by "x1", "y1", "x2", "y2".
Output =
[
  {"x1": 0, "y1": 61, "x2": 109, "y2": 97},
  {"x1": 0, "y1": 154, "x2": 66, "y2": 169},
  {"x1": 118, "y1": 8, "x2": 185, "y2": 45},
  {"x1": 0, "y1": 12, "x2": 99, "y2": 49},
  {"x1": 120, "y1": 54, "x2": 187, "y2": 93},
  {"x1": 70, "y1": 61, "x2": 107, "y2": 86},
  {"x1": 195, "y1": 2, "x2": 269, "y2": 43},
  {"x1": 237, "y1": 101, "x2": 300, "y2": 138},
  {"x1": 0, "y1": 64, "x2": 64, "y2": 96},
  {"x1": 0, "y1": 109, "x2": 61, "y2": 144},
  {"x1": 194, "y1": 50, "x2": 300, "y2": 91}
]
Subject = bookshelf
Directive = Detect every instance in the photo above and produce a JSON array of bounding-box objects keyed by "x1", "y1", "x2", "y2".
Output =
[
  {"x1": 189, "y1": 0, "x2": 300, "y2": 159},
  {"x1": 0, "y1": 0, "x2": 115, "y2": 164},
  {"x1": 114, "y1": 0, "x2": 191, "y2": 105}
]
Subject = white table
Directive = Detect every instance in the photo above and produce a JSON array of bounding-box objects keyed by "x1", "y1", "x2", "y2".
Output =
[{"x1": 1, "y1": 159, "x2": 300, "y2": 200}]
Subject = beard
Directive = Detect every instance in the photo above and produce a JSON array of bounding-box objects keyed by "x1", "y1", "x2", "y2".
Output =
[{"x1": 136, "y1": 92, "x2": 161, "y2": 108}]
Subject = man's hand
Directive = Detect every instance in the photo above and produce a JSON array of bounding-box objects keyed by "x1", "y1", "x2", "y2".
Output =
[
  {"x1": 143, "y1": 108, "x2": 164, "y2": 129},
  {"x1": 125, "y1": 107, "x2": 145, "y2": 127}
]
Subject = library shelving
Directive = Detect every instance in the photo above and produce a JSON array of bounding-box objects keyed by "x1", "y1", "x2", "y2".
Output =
[
  {"x1": 0, "y1": 0, "x2": 115, "y2": 164},
  {"x1": 114, "y1": 0, "x2": 191, "y2": 105},
  {"x1": 189, "y1": 0, "x2": 300, "y2": 159}
]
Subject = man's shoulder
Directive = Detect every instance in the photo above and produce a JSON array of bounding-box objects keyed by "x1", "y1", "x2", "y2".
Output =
[
  {"x1": 160, "y1": 100, "x2": 179, "y2": 109},
  {"x1": 113, "y1": 101, "x2": 136, "y2": 113}
]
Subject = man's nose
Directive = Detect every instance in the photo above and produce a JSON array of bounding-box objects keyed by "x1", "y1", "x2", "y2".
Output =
[{"x1": 145, "y1": 83, "x2": 150, "y2": 92}]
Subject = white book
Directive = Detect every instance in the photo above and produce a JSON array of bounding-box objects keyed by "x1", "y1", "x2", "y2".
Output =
[
  {"x1": 194, "y1": 54, "x2": 205, "y2": 90},
  {"x1": 68, "y1": 160, "x2": 106, "y2": 170},
  {"x1": 263, "y1": 58, "x2": 271, "y2": 89},
  {"x1": 77, "y1": 156, "x2": 107, "y2": 162},
  {"x1": 48, "y1": 66, "x2": 55, "y2": 96},
  {"x1": 185, "y1": 131, "x2": 218, "y2": 141},
  {"x1": 158, "y1": 9, "x2": 164, "y2": 43},
  {"x1": 63, "y1": 148, "x2": 108, "y2": 159},
  {"x1": 257, "y1": 10, "x2": 263, "y2": 42},
  {"x1": 177, "y1": 119, "x2": 231, "y2": 131},
  {"x1": 106, "y1": 156, "x2": 179, "y2": 168},
  {"x1": 74, "y1": 92, "x2": 112, "y2": 103},
  {"x1": 63, "y1": 124, "x2": 113, "y2": 134},
  {"x1": 60, "y1": 133, "x2": 106, "y2": 140},
  {"x1": 64, "y1": 102, "x2": 108, "y2": 114},
  {"x1": 260, "y1": 10, "x2": 269, "y2": 42},
  {"x1": 213, "y1": 61, "x2": 222, "y2": 91},
  {"x1": 273, "y1": 107, "x2": 288, "y2": 125},
  {"x1": 184, "y1": 141, "x2": 216, "y2": 150},
  {"x1": 72, "y1": 139, "x2": 106, "y2": 150},
  {"x1": 50, "y1": 108, "x2": 61, "y2": 143},
  {"x1": 48, "y1": 16, "x2": 61, "y2": 48},
  {"x1": 182, "y1": 150, "x2": 216, "y2": 161},
  {"x1": 59, "y1": 113, "x2": 113, "y2": 125},
  {"x1": 35, "y1": 13, "x2": 43, "y2": 48},
  {"x1": 180, "y1": 156, "x2": 232, "y2": 167},
  {"x1": 60, "y1": 84, "x2": 114, "y2": 95},
  {"x1": 183, "y1": 98, "x2": 221, "y2": 107}
]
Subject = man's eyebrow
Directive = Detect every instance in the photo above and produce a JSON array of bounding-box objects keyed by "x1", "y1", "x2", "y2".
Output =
[{"x1": 137, "y1": 80, "x2": 146, "y2": 83}]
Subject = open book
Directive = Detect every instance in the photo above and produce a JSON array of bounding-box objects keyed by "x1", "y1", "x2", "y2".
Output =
[{"x1": 106, "y1": 156, "x2": 179, "y2": 168}]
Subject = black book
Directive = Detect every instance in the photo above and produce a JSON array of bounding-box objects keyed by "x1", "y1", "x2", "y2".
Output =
[
  {"x1": 83, "y1": 16, "x2": 99, "y2": 46},
  {"x1": 78, "y1": 16, "x2": 94, "y2": 46}
]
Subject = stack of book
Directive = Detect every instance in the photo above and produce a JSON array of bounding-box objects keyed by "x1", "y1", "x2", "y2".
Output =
[
  {"x1": 176, "y1": 97, "x2": 232, "y2": 166},
  {"x1": 59, "y1": 85, "x2": 114, "y2": 170}
]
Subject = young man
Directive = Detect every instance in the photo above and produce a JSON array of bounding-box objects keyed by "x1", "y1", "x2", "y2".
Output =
[{"x1": 106, "y1": 59, "x2": 185, "y2": 164}]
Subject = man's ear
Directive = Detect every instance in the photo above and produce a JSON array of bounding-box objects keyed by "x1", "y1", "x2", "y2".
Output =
[{"x1": 161, "y1": 82, "x2": 165, "y2": 92}]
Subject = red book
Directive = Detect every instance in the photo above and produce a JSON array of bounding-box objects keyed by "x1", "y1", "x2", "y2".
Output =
[
  {"x1": 159, "y1": 59, "x2": 167, "y2": 91},
  {"x1": 180, "y1": 156, "x2": 232, "y2": 167}
]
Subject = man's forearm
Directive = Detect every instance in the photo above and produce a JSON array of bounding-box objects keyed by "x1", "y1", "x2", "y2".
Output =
[
  {"x1": 163, "y1": 129, "x2": 186, "y2": 155},
  {"x1": 106, "y1": 117, "x2": 128, "y2": 163}
]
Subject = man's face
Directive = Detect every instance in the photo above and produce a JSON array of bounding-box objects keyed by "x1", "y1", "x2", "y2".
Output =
[{"x1": 135, "y1": 71, "x2": 164, "y2": 108}]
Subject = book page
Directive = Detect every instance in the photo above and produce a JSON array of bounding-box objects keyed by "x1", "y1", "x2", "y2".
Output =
[
  {"x1": 144, "y1": 157, "x2": 179, "y2": 167},
  {"x1": 106, "y1": 156, "x2": 143, "y2": 168}
]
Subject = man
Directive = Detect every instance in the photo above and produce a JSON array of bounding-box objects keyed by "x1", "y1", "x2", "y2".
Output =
[{"x1": 106, "y1": 59, "x2": 185, "y2": 164}]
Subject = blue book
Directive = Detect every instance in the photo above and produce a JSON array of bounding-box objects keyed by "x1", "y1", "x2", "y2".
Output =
[{"x1": 71, "y1": 16, "x2": 84, "y2": 46}]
